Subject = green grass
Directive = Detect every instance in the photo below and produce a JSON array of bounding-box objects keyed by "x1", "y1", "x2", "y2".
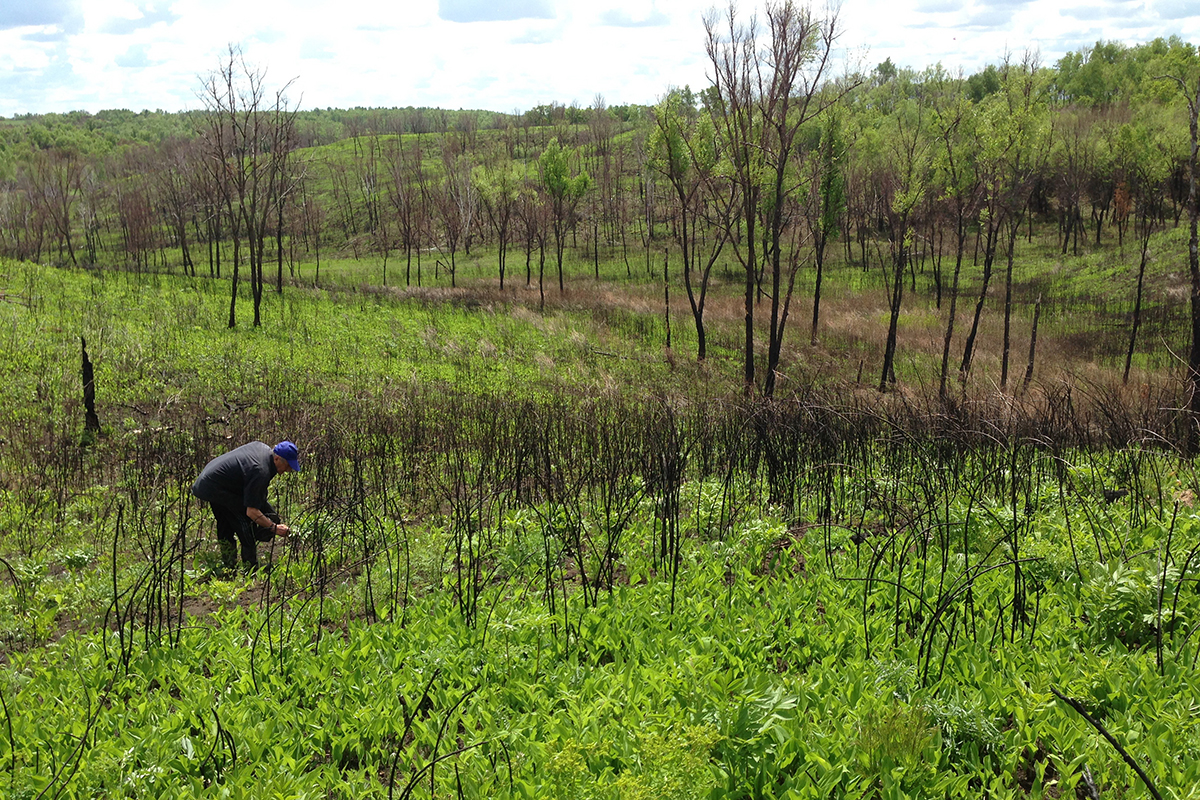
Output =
[
  {"x1": 0, "y1": 258, "x2": 701, "y2": 432},
  {"x1": 4, "y1": 254, "x2": 1200, "y2": 798}
]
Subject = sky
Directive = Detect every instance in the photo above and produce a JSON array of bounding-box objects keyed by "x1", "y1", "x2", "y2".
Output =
[{"x1": 0, "y1": 0, "x2": 1197, "y2": 118}]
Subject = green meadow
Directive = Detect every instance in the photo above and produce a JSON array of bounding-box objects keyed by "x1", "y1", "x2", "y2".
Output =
[{"x1": 2, "y1": 249, "x2": 1199, "y2": 799}]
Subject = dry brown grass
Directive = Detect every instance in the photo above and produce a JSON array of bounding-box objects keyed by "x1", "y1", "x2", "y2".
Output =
[{"x1": 354, "y1": 257, "x2": 1192, "y2": 446}]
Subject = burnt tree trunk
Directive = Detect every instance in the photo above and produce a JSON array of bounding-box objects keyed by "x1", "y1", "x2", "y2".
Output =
[
  {"x1": 81, "y1": 337, "x2": 100, "y2": 437},
  {"x1": 1022, "y1": 295, "x2": 1041, "y2": 395}
]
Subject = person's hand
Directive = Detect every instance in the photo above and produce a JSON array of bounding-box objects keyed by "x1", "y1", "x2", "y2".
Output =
[{"x1": 274, "y1": 523, "x2": 290, "y2": 537}]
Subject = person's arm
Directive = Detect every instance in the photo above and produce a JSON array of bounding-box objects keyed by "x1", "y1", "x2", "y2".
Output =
[{"x1": 245, "y1": 507, "x2": 290, "y2": 537}]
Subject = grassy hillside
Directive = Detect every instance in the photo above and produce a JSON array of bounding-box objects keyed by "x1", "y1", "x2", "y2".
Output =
[{"x1": 1, "y1": 256, "x2": 1199, "y2": 798}]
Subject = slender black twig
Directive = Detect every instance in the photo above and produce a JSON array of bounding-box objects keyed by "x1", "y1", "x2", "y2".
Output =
[
  {"x1": 398, "y1": 742, "x2": 486, "y2": 800},
  {"x1": 387, "y1": 668, "x2": 442, "y2": 800},
  {"x1": 1051, "y1": 687, "x2": 1163, "y2": 800},
  {"x1": 1156, "y1": 502, "x2": 1178, "y2": 674},
  {"x1": 0, "y1": 687, "x2": 14, "y2": 790}
]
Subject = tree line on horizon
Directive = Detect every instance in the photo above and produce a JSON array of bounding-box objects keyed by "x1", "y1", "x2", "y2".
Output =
[{"x1": 1, "y1": 7, "x2": 1199, "y2": 411}]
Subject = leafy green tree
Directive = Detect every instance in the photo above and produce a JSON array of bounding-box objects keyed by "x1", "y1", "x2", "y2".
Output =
[
  {"x1": 649, "y1": 89, "x2": 730, "y2": 361},
  {"x1": 874, "y1": 57, "x2": 897, "y2": 84},
  {"x1": 476, "y1": 158, "x2": 524, "y2": 289},
  {"x1": 855, "y1": 67, "x2": 934, "y2": 391},
  {"x1": 538, "y1": 137, "x2": 591, "y2": 293},
  {"x1": 966, "y1": 64, "x2": 1001, "y2": 102},
  {"x1": 1115, "y1": 113, "x2": 1172, "y2": 382},
  {"x1": 1054, "y1": 41, "x2": 1132, "y2": 106},
  {"x1": 959, "y1": 54, "x2": 1049, "y2": 388},
  {"x1": 1155, "y1": 43, "x2": 1200, "y2": 451},
  {"x1": 929, "y1": 71, "x2": 982, "y2": 397},
  {"x1": 801, "y1": 106, "x2": 845, "y2": 345}
]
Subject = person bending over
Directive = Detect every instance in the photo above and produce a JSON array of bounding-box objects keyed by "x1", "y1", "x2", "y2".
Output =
[{"x1": 191, "y1": 440, "x2": 300, "y2": 571}]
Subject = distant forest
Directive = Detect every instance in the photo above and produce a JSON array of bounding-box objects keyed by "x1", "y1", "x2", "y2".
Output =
[{"x1": 2, "y1": 30, "x2": 1200, "y2": 401}]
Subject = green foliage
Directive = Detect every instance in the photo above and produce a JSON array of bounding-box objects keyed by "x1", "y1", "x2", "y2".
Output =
[
  {"x1": 854, "y1": 704, "x2": 939, "y2": 790},
  {"x1": 1083, "y1": 556, "x2": 1180, "y2": 647},
  {"x1": 543, "y1": 724, "x2": 720, "y2": 800},
  {"x1": 924, "y1": 695, "x2": 1003, "y2": 762},
  {"x1": 648, "y1": 90, "x2": 718, "y2": 185},
  {"x1": 4, "y1": 434, "x2": 1200, "y2": 798},
  {"x1": 539, "y1": 137, "x2": 591, "y2": 203},
  {"x1": 815, "y1": 110, "x2": 846, "y2": 238},
  {"x1": 1053, "y1": 37, "x2": 1200, "y2": 107},
  {"x1": 966, "y1": 64, "x2": 1002, "y2": 102}
]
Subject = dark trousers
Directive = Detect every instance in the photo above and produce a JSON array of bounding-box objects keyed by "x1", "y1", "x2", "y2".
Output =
[{"x1": 208, "y1": 500, "x2": 278, "y2": 569}]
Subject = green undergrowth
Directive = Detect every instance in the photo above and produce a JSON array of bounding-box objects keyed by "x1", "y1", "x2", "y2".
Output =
[{"x1": 4, "y1": 464, "x2": 1200, "y2": 798}]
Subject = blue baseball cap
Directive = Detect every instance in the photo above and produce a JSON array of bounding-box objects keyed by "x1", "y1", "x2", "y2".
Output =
[{"x1": 274, "y1": 441, "x2": 301, "y2": 472}]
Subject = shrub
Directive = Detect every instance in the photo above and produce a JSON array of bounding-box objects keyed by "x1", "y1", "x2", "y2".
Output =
[{"x1": 1082, "y1": 557, "x2": 1179, "y2": 647}]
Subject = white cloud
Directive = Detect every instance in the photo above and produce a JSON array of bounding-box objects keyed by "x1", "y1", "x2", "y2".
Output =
[
  {"x1": 598, "y1": 1, "x2": 671, "y2": 27},
  {"x1": 0, "y1": 33, "x2": 55, "y2": 71},
  {"x1": 100, "y1": 2, "x2": 180, "y2": 35},
  {"x1": 0, "y1": 0, "x2": 1197, "y2": 117},
  {"x1": 298, "y1": 38, "x2": 336, "y2": 60},
  {"x1": 438, "y1": 0, "x2": 555, "y2": 23},
  {"x1": 0, "y1": 0, "x2": 81, "y2": 31},
  {"x1": 511, "y1": 26, "x2": 558, "y2": 44},
  {"x1": 114, "y1": 43, "x2": 155, "y2": 68},
  {"x1": 913, "y1": 1, "x2": 961, "y2": 12},
  {"x1": 1151, "y1": 0, "x2": 1199, "y2": 20}
]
